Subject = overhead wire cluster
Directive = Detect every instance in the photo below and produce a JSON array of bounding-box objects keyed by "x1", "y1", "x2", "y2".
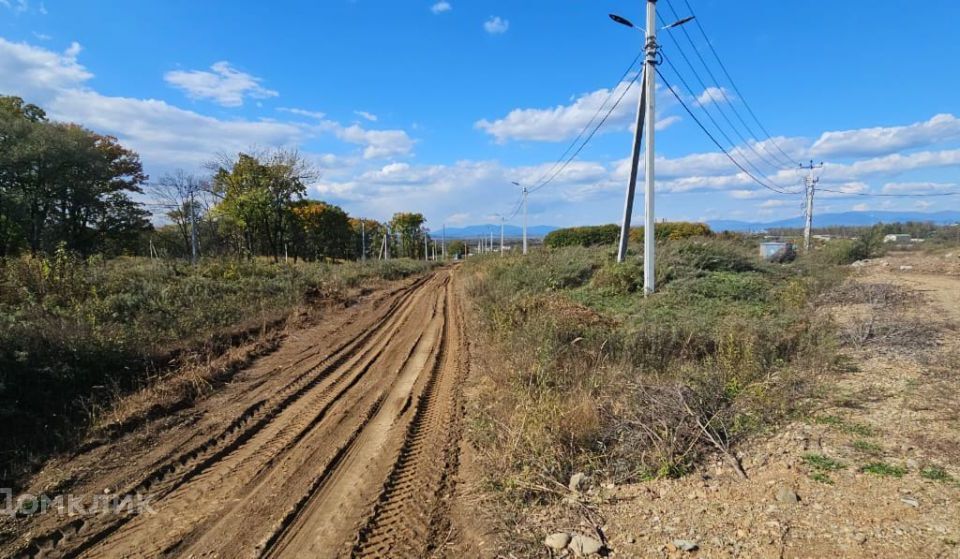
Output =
[{"x1": 501, "y1": 0, "x2": 959, "y2": 222}]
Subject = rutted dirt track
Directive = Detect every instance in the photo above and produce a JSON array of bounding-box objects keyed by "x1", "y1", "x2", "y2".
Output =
[{"x1": 6, "y1": 269, "x2": 470, "y2": 559}]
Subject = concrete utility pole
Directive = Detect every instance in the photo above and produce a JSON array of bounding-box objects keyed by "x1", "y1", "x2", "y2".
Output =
[
  {"x1": 189, "y1": 189, "x2": 199, "y2": 265},
  {"x1": 522, "y1": 186, "x2": 528, "y2": 255},
  {"x1": 800, "y1": 160, "x2": 823, "y2": 252},
  {"x1": 361, "y1": 220, "x2": 366, "y2": 262},
  {"x1": 611, "y1": 3, "x2": 693, "y2": 296},
  {"x1": 441, "y1": 224, "x2": 446, "y2": 260},
  {"x1": 500, "y1": 216, "x2": 505, "y2": 256},
  {"x1": 384, "y1": 226, "x2": 390, "y2": 260},
  {"x1": 614, "y1": 0, "x2": 657, "y2": 295}
]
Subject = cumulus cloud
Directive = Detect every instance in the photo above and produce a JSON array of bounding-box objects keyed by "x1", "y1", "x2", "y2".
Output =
[
  {"x1": 811, "y1": 113, "x2": 960, "y2": 158},
  {"x1": 2, "y1": 37, "x2": 413, "y2": 175},
  {"x1": 164, "y1": 61, "x2": 279, "y2": 107},
  {"x1": 0, "y1": 38, "x2": 91, "y2": 103},
  {"x1": 354, "y1": 110, "x2": 378, "y2": 122},
  {"x1": 336, "y1": 125, "x2": 414, "y2": 159},
  {"x1": 696, "y1": 86, "x2": 733, "y2": 106},
  {"x1": 430, "y1": 2, "x2": 451, "y2": 14},
  {"x1": 483, "y1": 16, "x2": 509, "y2": 35},
  {"x1": 476, "y1": 81, "x2": 639, "y2": 143},
  {"x1": 476, "y1": 80, "x2": 682, "y2": 143}
]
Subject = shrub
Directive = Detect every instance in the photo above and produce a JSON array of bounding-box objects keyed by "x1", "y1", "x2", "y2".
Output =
[
  {"x1": 544, "y1": 224, "x2": 620, "y2": 248},
  {"x1": 629, "y1": 221, "x2": 713, "y2": 242}
]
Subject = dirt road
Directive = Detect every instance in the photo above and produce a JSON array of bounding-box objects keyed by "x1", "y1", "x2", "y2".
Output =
[{"x1": 6, "y1": 269, "x2": 469, "y2": 559}]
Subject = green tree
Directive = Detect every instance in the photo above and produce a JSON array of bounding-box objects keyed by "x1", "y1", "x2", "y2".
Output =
[
  {"x1": 291, "y1": 200, "x2": 351, "y2": 261},
  {"x1": 448, "y1": 239, "x2": 467, "y2": 258},
  {"x1": 389, "y1": 212, "x2": 427, "y2": 259},
  {"x1": 0, "y1": 96, "x2": 149, "y2": 256},
  {"x1": 211, "y1": 149, "x2": 315, "y2": 260}
]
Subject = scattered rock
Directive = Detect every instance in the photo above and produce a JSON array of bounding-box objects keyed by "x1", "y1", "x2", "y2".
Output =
[
  {"x1": 545, "y1": 532, "x2": 571, "y2": 551},
  {"x1": 851, "y1": 260, "x2": 867, "y2": 268},
  {"x1": 775, "y1": 486, "x2": 799, "y2": 505},
  {"x1": 901, "y1": 497, "x2": 919, "y2": 508},
  {"x1": 906, "y1": 458, "x2": 919, "y2": 470},
  {"x1": 625, "y1": 535, "x2": 636, "y2": 544},
  {"x1": 854, "y1": 533, "x2": 868, "y2": 545},
  {"x1": 672, "y1": 539, "x2": 699, "y2": 552},
  {"x1": 899, "y1": 265, "x2": 914, "y2": 271},
  {"x1": 568, "y1": 534, "x2": 603, "y2": 556},
  {"x1": 569, "y1": 472, "x2": 587, "y2": 492}
]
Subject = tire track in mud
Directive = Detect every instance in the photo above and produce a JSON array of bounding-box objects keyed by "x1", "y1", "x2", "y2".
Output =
[
  {"x1": 8, "y1": 275, "x2": 431, "y2": 559},
  {"x1": 6, "y1": 270, "x2": 468, "y2": 559},
  {"x1": 351, "y1": 280, "x2": 466, "y2": 558}
]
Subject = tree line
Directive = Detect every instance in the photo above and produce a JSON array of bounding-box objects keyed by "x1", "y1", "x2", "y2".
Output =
[{"x1": 1, "y1": 95, "x2": 435, "y2": 262}]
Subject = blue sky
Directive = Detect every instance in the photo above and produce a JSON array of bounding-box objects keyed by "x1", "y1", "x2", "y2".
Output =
[{"x1": 2, "y1": 0, "x2": 959, "y2": 228}]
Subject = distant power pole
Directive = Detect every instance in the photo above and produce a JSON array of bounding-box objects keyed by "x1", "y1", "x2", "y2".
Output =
[
  {"x1": 384, "y1": 226, "x2": 390, "y2": 260},
  {"x1": 361, "y1": 220, "x2": 366, "y2": 262},
  {"x1": 441, "y1": 224, "x2": 446, "y2": 260},
  {"x1": 800, "y1": 160, "x2": 823, "y2": 251},
  {"x1": 522, "y1": 186, "x2": 528, "y2": 255},
  {"x1": 189, "y1": 189, "x2": 199, "y2": 265},
  {"x1": 500, "y1": 216, "x2": 505, "y2": 256}
]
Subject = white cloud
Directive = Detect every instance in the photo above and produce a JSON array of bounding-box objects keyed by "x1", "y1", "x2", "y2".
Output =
[
  {"x1": 852, "y1": 203, "x2": 870, "y2": 211},
  {"x1": 336, "y1": 125, "x2": 414, "y2": 159},
  {"x1": 278, "y1": 107, "x2": 326, "y2": 120},
  {"x1": 881, "y1": 181, "x2": 958, "y2": 195},
  {"x1": 164, "y1": 61, "x2": 278, "y2": 107},
  {"x1": 476, "y1": 80, "x2": 640, "y2": 143},
  {"x1": 32, "y1": 32, "x2": 51, "y2": 41},
  {"x1": 484, "y1": 16, "x2": 509, "y2": 35},
  {"x1": 811, "y1": 113, "x2": 960, "y2": 158},
  {"x1": 0, "y1": 38, "x2": 91, "y2": 103},
  {"x1": 696, "y1": 86, "x2": 733, "y2": 106},
  {"x1": 354, "y1": 110, "x2": 378, "y2": 122},
  {"x1": 476, "y1": 80, "x2": 683, "y2": 143},
  {"x1": 430, "y1": 2, "x2": 451, "y2": 14},
  {"x1": 0, "y1": 0, "x2": 28, "y2": 13}
]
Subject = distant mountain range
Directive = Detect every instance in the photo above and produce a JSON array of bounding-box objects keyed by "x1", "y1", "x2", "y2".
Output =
[
  {"x1": 436, "y1": 224, "x2": 557, "y2": 239},
  {"x1": 708, "y1": 210, "x2": 960, "y2": 232},
  {"x1": 436, "y1": 211, "x2": 960, "y2": 239}
]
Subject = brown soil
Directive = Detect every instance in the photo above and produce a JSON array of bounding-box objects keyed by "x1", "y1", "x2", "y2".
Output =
[
  {"x1": 1, "y1": 269, "x2": 473, "y2": 559},
  {"x1": 521, "y1": 251, "x2": 960, "y2": 559}
]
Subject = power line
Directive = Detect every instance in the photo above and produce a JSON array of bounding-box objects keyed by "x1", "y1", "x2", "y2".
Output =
[
  {"x1": 657, "y1": 52, "x2": 800, "y2": 194},
  {"x1": 659, "y1": 1, "x2": 796, "y2": 170},
  {"x1": 526, "y1": 50, "x2": 645, "y2": 190},
  {"x1": 655, "y1": 11, "x2": 790, "y2": 174},
  {"x1": 655, "y1": 65, "x2": 800, "y2": 196},
  {"x1": 527, "y1": 65, "x2": 644, "y2": 195},
  {"x1": 675, "y1": 0, "x2": 801, "y2": 166}
]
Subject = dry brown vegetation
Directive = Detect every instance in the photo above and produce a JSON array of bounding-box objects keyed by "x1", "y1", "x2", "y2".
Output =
[{"x1": 458, "y1": 240, "x2": 844, "y2": 553}]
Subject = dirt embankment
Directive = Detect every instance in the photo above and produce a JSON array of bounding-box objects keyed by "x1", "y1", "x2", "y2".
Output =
[{"x1": 1, "y1": 269, "x2": 473, "y2": 559}]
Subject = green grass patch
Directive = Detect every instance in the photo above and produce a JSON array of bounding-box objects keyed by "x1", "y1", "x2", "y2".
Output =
[
  {"x1": 813, "y1": 415, "x2": 877, "y2": 437},
  {"x1": 810, "y1": 472, "x2": 835, "y2": 484},
  {"x1": 851, "y1": 439, "x2": 883, "y2": 455},
  {"x1": 861, "y1": 462, "x2": 906, "y2": 478},
  {"x1": 920, "y1": 466, "x2": 955, "y2": 483},
  {"x1": 803, "y1": 453, "x2": 846, "y2": 472}
]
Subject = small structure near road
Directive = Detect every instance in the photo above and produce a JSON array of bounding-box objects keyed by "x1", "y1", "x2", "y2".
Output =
[
  {"x1": 883, "y1": 234, "x2": 911, "y2": 244},
  {"x1": 760, "y1": 241, "x2": 795, "y2": 262}
]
